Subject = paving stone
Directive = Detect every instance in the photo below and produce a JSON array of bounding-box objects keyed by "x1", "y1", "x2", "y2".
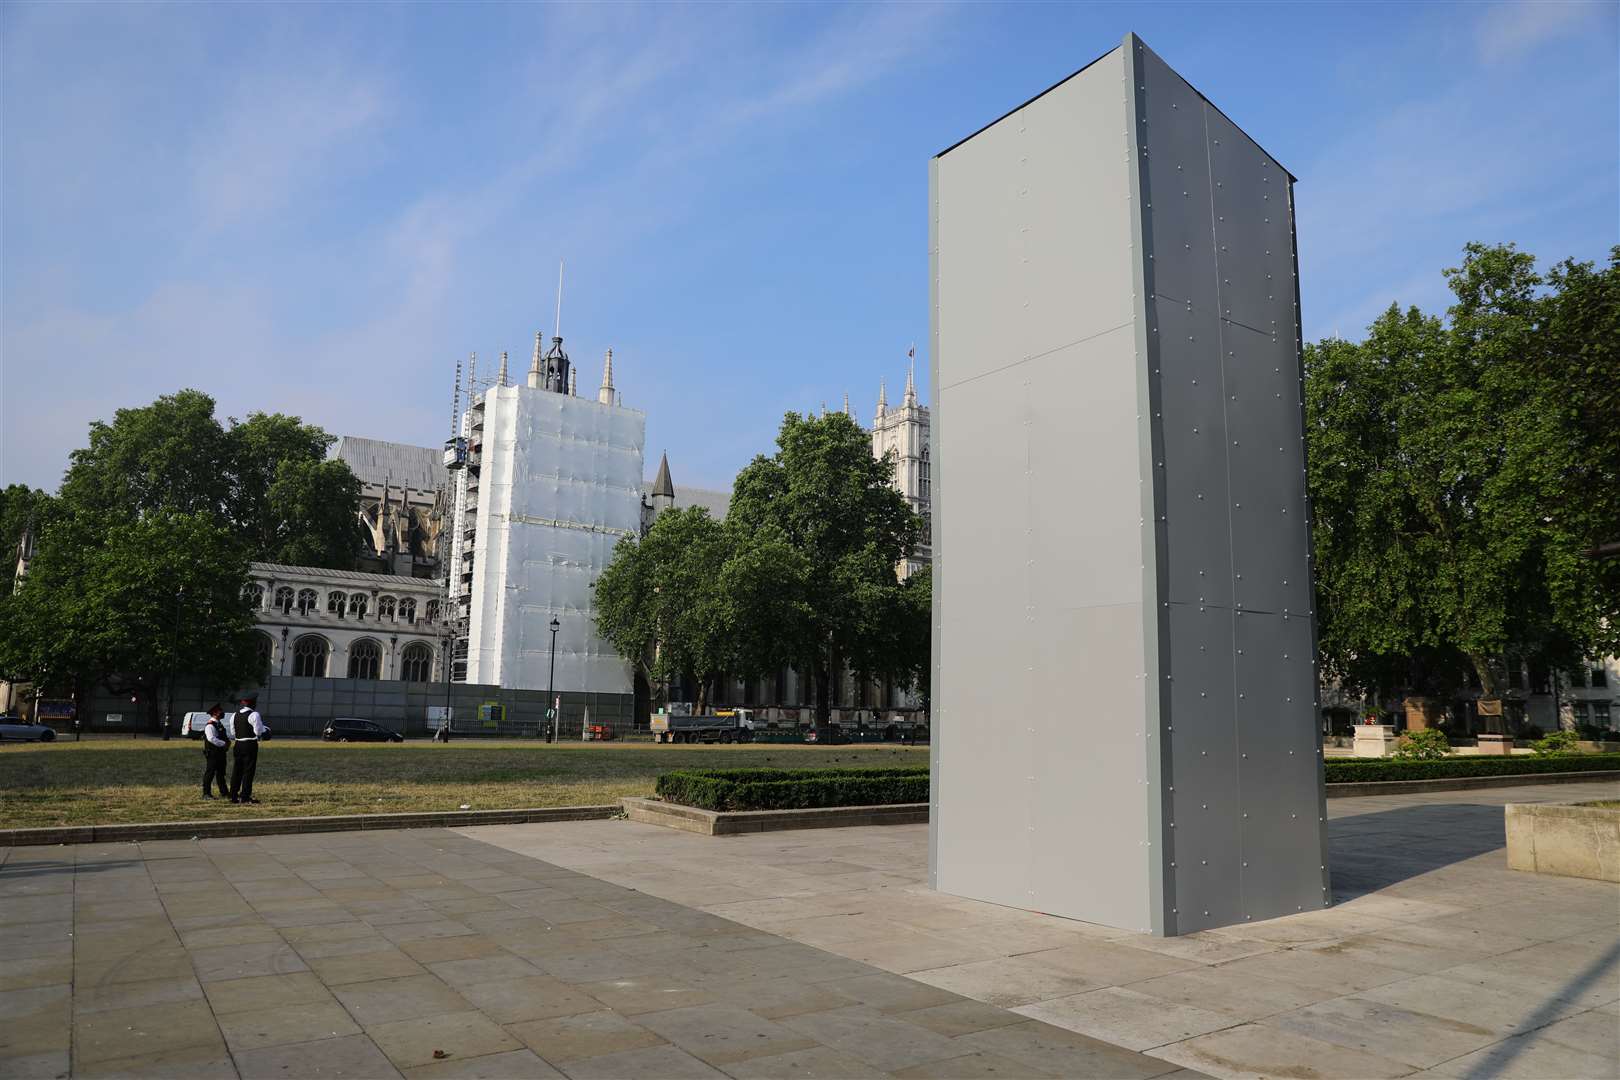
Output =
[
  {"x1": 702, "y1": 974, "x2": 857, "y2": 1020},
  {"x1": 455, "y1": 974, "x2": 601, "y2": 1025},
  {"x1": 219, "y1": 999, "x2": 363, "y2": 1051},
  {"x1": 632, "y1": 1002, "x2": 818, "y2": 1066},
  {"x1": 236, "y1": 1032, "x2": 404, "y2": 1079},
  {"x1": 1146, "y1": 1022, "x2": 1413, "y2": 1079},
  {"x1": 204, "y1": 970, "x2": 334, "y2": 1014},
  {"x1": 309, "y1": 948, "x2": 430, "y2": 985},
  {"x1": 333, "y1": 974, "x2": 475, "y2": 1026},
  {"x1": 1018, "y1": 942, "x2": 1200, "y2": 987},
  {"x1": 368, "y1": 1009, "x2": 523, "y2": 1069},
  {"x1": 900, "y1": 1000, "x2": 1032, "y2": 1038},
  {"x1": 73, "y1": 999, "x2": 224, "y2": 1066},
  {"x1": 892, "y1": 1051, "x2": 1059, "y2": 1078},
  {"x1": 779, "y1": 1005, "x2": 959, "y2": 1072},
  {"x1": 189, "y1": 938, "x2": 310, "y2": 982},
  {"x1": 178, "y1": 920, "x2": 285, "y2": 949},
  {"x1": 403, "y1": 1048, "x2": 565, "y2": 1079},
  {"x1": 75, "y1": 974, "x2": 205, "y2": 1015},
  {"x1": 1124, "y1": 965, "x2": 1332, "y2": 1023},
  {"x1": 505, "y1": 1010, "x2": 664, "y2": 1063},
  {"x1": 0, "y1": 983, "x2": 69, "y2": 1057},
  {"x1": 377, "y1": 919, "x2": 478, "y2": 945},
  {"x1": 0, "y1": 955, "x2": 72, "y2": 991},
  {"x1": 908, "y1": 956, "x2": 1099, "y2": 1009},
  {"x1": 559, "y1": 1043, "x2": 727, "y2": 1078},
  {"x1": 0, "y1": 1050, "x2": 71, "y2": 1078},
  {"x1": 74, "y1": 1041, "x2": 238, "y2": 1079},
  {"x1": 955, "y1": 1021, "x2": 1180, "y2": 1079},
  {"x1": 1416, "y1": 1026, "x2": 1618, "y2": 1079},
  {"x1": 426, "y1": 952, "x2": 545, "y2": 987},
  {"x1": 720, "y1": 1044, "x2": 891, "y2": 1079},
  {"x1": 579, "y1": 974, "x2": 715, "y2": 1015},
  {"x1": 818, "y1": 972, "x2": 966, "y2": 1014},
  {"x1": 400, "y1": 935, "x2": 509, "y2": 964},
  {"x1": 1208, "y1": 948, "x2": 1411, "y2": 995},
  {"x1": 1014, "y1": 987, "x2": 1235, "y2": 1052}
]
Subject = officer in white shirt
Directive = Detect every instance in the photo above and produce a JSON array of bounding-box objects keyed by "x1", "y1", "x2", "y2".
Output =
[
  {"x1": 201, "y1": 704, "x2": 230, "y2": 799},
  {"x1": 228, "y1": 695, "x2": 268, "y2": 804}
]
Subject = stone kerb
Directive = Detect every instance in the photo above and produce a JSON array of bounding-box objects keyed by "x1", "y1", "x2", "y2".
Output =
[
  {"x1": 621, "y1": 797, "x2": 928, "y2": 836},
  {"x1": 1505, "y1": 802, "x2": 1620, "y2": 882}
]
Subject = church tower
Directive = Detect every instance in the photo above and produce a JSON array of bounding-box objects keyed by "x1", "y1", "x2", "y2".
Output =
[{"x1": 871, "y1": 350, "x2": 932, "y2": 579}]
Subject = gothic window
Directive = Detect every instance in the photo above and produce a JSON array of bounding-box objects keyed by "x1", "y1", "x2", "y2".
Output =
[
  {"x1": 348, "y1": 639, "x2": 381, "y2": 680},
  {"x1": 243, "y1": 583, "x2": 265, "y2": 610},
  {"x1": 348, "y1": 593, "x2": 368, "y2": 618},
  {"x1": 254, "y1": 632, "x2": 274, "y2": 679},
  {"x1": 378, "y1": 596, "x2": 396, "y2": 620},
  {"x1": 275, "y1": 586, "x2": 295, "y2": 613},
  {"x1": 920, "y1": 447, "x2": 931, "y2": 501},
  {"x1": 425, "y1": 600, "x2": 440, "y2": 623},
  {"x1": 327, "y1": 591, "x2": 345, "y2": 616},
  {"x1": 400, "y1": 642, "x2": 433, "y2": 683},
  {"x1": 297, "y1": 589, "x2": 318, "y2": 615},
  {"x1": 400, "y1": 598, "x2": 417, "y2": 624},
  {"x1": 292, "y1": 635, "x2": 329, "y2": 677}
]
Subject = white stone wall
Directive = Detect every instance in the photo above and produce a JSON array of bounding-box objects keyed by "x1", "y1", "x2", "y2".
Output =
[{"x1": 247, "y1": 564, "x2": 446, "y2": 682}]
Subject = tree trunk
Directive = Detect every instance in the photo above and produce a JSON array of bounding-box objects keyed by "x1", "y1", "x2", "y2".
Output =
[
  {"x1": 812, "y1": 660, "x2": 832, "y2": 740},
  {"x1": 1468, "y1": 653, "x2": 1507, "y2": 736}
]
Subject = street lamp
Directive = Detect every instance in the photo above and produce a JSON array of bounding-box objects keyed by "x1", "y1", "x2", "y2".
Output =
[
  {"x1": 546, "y1": 616, "x2": 560, "y2": 743},
  {"x1": 165, "y1": 586, "x2": 184, "y2": 741}
]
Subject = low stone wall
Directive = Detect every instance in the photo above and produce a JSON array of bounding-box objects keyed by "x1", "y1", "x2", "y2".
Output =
[
  {"x1": 0, "y1": 804, "x2": 619, "y2": 847},
  {"x1": 1324, "y1": 769, "x2": 1620, "y2": 798},
  {"x1": 1505, "y1": 802, "x2": 1620, "y2": 882},
  {"x1": 621, "y1": 797, "x2": 928, "y2": 836}
]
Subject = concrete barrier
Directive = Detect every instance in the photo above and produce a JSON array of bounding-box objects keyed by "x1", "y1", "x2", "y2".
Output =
[
  {"x1": 1506, "y1": 802, "x2": 1620, "y2": 882},
  {"x1": 621, "y1": 797, "x2": 928, "y2": 836}
]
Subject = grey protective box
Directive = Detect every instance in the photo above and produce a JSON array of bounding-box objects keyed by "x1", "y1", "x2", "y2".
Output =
[{"x1": 928, "y1": 33, "x2": 1328, "y2": 935}]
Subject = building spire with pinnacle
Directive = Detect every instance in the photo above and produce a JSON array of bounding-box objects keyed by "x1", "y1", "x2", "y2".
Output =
[
  {"x1": 497, "y1": 351, "x2": 509, "y2": 387},
  {"x1": 527, "y1": 331, "x2": 545, "y2": 389},
  {"x1": 842, "y1": 392, "x2": 850, "y2": 416},
  {"x1": 651, "y1": 452, "x2": 674, "y2": 499},
  {"x1": 876, "y1": 377, "x2": 887, "y2": 420},
  {"x1": 598, "y1": 348, "x2": 615, "y2": 406},
  {"x1": 904, "y1": 348, "x2": 917, "y2": 407},
  {"x1": 568, "y1": 367, "x2": 577, "y2": 396}
]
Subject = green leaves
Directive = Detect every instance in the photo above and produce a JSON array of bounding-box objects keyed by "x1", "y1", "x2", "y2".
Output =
[{"x1": 1306, "y1": 244, "x2": 1620, "y2": 704}]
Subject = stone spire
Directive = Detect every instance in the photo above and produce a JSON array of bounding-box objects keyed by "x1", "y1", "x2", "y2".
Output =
[
  {"x1": 598, "y1": 348, "x2": 615, "y2": 406},
  {"x1": 568, "y1": 367, "x2": 577, "y2": 396},
  {"x1": 527, "y1": 331, "x2": 545, "y2": 389},
  {"x1": 651, "y1": 452, "x2": 674, "y2": 499},
  {"x1": 876, "y1": 377, "x2": 887, "y2": 420},
  {"x1": 842, "y1": 392, "x2": 850, "y2": 416},
  {"x1": 496, "y1": 351, "x2": 509, "y2": 387},
  {"x1": 904, "y1": 356, "x2": 917, "y2": 407}
]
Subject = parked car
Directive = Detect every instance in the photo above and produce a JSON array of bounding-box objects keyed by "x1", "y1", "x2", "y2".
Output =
[
  {"x1": 0, "y1": 715, "x2": 56, "y2": 742},
  {"x1": 322, "y1": 717, "x2": 404, "y2": 743},
  {"x1": 180, "y1": 711, "x2": 213, "y2": 739}
]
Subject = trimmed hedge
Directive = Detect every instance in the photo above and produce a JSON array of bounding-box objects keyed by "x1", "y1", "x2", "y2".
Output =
[
  {"x1": 1324, "y1": 753, "x2": 1620, "y2": 784},
  {"x1": 656, "y1": 766, "x2": 929, "y2": 812}
]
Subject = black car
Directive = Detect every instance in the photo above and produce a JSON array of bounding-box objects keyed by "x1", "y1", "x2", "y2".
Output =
[{"x1": 322, "y1": 717, "x2": 404, "y2": 743}]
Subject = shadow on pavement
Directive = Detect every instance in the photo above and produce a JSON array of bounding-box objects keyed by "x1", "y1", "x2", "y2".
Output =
[{"x1": 1326, "y1": 802, "x2": 1509, "y2": 899}]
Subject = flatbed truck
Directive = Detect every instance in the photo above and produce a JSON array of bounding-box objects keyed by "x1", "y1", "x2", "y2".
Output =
[{"x1": 651, "y1": 708, "x2": 757, "y2": 744}]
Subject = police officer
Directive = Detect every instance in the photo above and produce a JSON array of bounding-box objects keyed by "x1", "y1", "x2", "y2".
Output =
[
  {"x1": 228, "y1": 695, "x2": 268, "y2": 804},
  {"x1": 201, "y1": 704, "x2": 230, "y2": 799}
]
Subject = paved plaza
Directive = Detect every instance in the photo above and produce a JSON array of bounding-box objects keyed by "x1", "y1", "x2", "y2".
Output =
[{"x1": 0, "y1": 782, "x2": 1614, "y2": 1079}]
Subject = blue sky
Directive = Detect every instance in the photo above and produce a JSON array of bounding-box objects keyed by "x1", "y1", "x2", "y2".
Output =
[{"x1": 3, "y1": 1, "x2": 1616, "y2": 493}]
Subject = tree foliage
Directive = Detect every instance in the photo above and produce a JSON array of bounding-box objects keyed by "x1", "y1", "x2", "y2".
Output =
[
  {"x1": 0, "y1": 484, "x2": 51, "y2": 595},
  {"x1": 1305, "y1": 244, "x2": 1619, "y2": 719}
]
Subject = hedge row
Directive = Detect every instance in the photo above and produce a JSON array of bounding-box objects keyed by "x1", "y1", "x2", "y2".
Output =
[
  {"x1": 656, "y1": 766, "x2": 929, "y2": 812},
  {"x1": 1323, "y1": 753, "x2": 1620, "y2": 783}
]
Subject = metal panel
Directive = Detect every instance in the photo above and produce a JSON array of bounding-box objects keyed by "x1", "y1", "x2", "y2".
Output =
[
  {"x1": 1235, "y1": 610, "x2": 1330, "y2": 918},
  {"x1": 932, "y1": 45, "x2": 1152, "y2": 931},
  {"x1": 1223, "y1": 320, "x2": 1312, "y2": 616},
  {"x1": 1208, "y1": 110, "x2": 1297, "y2": 337},
  {"x1": 1138, "y1": 47, "x2": 1216, "y2": 308},
  {"x1": 1154, "y1": 298, "x2": 1232, "y2": 609},
  {"x1": 1165, "y1": 602, "x2": 1243, "y2": 930}
]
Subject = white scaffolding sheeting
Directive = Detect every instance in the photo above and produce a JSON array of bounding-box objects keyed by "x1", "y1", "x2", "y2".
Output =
[{"x1": 464, "y1": 385, "x2": 645, "y2": 695}]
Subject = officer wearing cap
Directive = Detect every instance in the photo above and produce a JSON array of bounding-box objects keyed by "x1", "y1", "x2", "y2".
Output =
[
  {"x1": 201, "y1": 704, "x2": 230, "y2": 799},
  {"x1": 228, "y1": 694, "x2": 268, "y2": 804}
]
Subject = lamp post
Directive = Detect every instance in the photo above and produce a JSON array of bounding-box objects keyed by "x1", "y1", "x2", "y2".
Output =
[
  {"x1": 546, "y1": 616, "x2": 560, "y2": 743},
  {"x1": 165, "y1": 586, "x2": 184, "y2": 741}
]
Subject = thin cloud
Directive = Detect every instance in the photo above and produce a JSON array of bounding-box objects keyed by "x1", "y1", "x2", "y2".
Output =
[{"x1": 1476, "y1": 0, "x2": 1605, "y2": 63}]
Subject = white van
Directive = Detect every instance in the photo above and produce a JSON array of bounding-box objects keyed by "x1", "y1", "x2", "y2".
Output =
[{"x1": 180, "y1": 712, "x2": 214, "y2": 739}]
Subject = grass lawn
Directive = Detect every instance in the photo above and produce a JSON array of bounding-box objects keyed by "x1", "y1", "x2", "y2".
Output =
[{"x1": 0, "y1": 739, "x2": 928, "y2": 829}]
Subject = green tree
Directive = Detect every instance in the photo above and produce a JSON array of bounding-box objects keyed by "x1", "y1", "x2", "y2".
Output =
[
  {"x1": 266, "y1": 458, "x2": 365, "y2": 568},
  {"x1": 594, "y1": 507, "x2": 737, "y2": 713},
  {"x1": 0, "y1": 510, "x2": 261, "y2": 731},
  {"x1": 227, "y1": 411, "x2": 346, "y2": 561},
  {"x1": 727, "y1": 411, "x2": 924, "y2": 735},
  {"x1": 0, "y1": 484, "x2": 51, "y2": 595},
  {"x1": 1305, "y1": 244, "x2": 1620, "y2": 730},
  {"x1": 60, "y1": 389, "x2": 230, "y2": 517}
]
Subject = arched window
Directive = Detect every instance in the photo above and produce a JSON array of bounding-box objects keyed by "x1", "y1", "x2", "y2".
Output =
[
  {"x1": 377, "y1": 596, "x2": 396, "y2": 620},
  {"x1": 400, "y1": 642, "x2": 433, "y2": 682},
  {"x1": 348, "y1": 639, "x2": 381, "y2": 680},
  {"x1": 243, "y1": 583, "x2": 265, "y2": 610},
  {"x1": 253, "y1": 632, "x2": 275, "y2": 679},
  {"x1": 327, "y1": 591, "x2": 345, "y2": 616},
  {"x1": 292, "y1": 635, "x2": 329, "y2": 677},
  {"x1": 348, "y1": 593, "x2": 369, "y2": 619},
  {"x1": 425, "y1": 600, "x2": 440, "y2": 623},
  {"x1": 400, "y1": 598, "x2": 417, "y2": 624},
  {"x1": 297, "y1": 588, "x2": 318, "y2": 615},
  {"x1": 275, "y1": 586, "x2": 295, "y2": 613},
  {"x1": 920, "y1": 446, "x2": 931, "y2": 501}
]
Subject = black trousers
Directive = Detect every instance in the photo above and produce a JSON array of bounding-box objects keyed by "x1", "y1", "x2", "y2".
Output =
[
  {"x1": 202, "y1": 745, "x2": 229, "y2": 797},
  {"x1": 230, "y1": 741, "x2": 259, "y2": 801}
]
